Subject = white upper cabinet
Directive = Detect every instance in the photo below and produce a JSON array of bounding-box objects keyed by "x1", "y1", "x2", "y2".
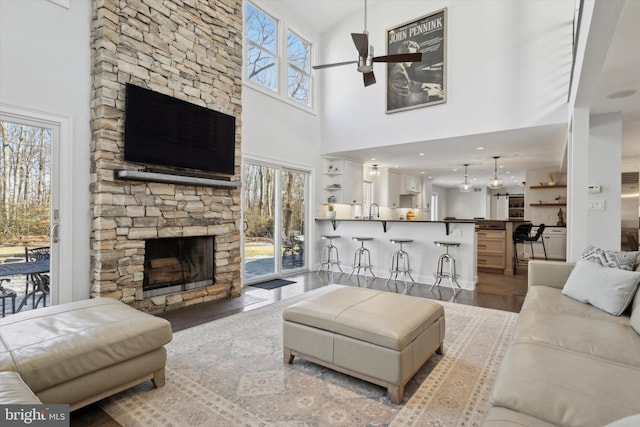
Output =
[{"x1": 401, "y1": 174, "x2": 421, "y2": 194}]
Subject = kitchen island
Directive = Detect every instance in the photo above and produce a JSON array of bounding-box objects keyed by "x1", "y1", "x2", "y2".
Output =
[{"x1": 315, "y1": 219, "x2": 477, "y2": 290}]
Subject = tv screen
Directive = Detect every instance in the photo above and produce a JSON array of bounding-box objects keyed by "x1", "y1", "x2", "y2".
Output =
[{"x1": 124, "y1": 83, "x2": 236, "y2": 175}]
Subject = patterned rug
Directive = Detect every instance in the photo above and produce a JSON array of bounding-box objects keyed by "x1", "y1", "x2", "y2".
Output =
[{"x1": 101, "y1": 285, "x2": 517, "y2": 426}]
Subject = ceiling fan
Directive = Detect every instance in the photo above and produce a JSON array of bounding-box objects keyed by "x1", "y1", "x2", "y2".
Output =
[{"x1": 312, "y1": 0, "x2": 423, "y2": 87}]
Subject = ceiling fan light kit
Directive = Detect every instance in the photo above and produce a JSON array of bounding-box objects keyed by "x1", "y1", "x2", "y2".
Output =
[{"x1": 312, "y1": 0, "x2": 422, "y2": 87}]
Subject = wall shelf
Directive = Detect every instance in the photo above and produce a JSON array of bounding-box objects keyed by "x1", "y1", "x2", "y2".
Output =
[{"x1": 530, "y1": 203, "x2": 566, "y2": 207}]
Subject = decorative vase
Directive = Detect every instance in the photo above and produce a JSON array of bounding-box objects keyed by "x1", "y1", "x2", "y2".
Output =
[{"x1": 327, "y1": 211, "x2": 336, "y2": 219}]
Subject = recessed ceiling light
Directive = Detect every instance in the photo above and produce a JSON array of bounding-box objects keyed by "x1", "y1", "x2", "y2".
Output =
[
  {"x1": 499, "y1": 165, "x2": 504, "y2": 168},
  {"x1": 428, "y1": 176, "x2": 432, "y2": 179},
  {"x1": 608, "y1": 89, "x2": 637, "y2": 99},
  {"x1": 419, "y1": 153, "x2": 425, "y2": 156},
  {"x1": 370, "y1": 157, "x2": 376, "y2": 161},
  {"x1": 476, "y1": 147, "x2": 485, "y2": 150},
  {"x1": 452, "y1": 168, "x2": 458, "y2": 172},
  {"x1": 421, "y1": 171, "x2": 425, "y2": 174}
]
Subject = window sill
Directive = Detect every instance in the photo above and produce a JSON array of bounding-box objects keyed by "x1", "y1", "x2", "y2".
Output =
[{"x1": 243, "y1": 81, "x2": 317, "y2": 116}]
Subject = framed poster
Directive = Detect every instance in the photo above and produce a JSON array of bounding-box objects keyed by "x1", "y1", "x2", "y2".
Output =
[{"x1": 386, "y1": 8, "x2": 447, "y2": 113}]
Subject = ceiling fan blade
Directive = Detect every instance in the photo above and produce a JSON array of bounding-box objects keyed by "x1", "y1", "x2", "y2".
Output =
[
  {"x1": 351, "y1": 33, "x2": 369, "y2": 58},
  {"x1": 312, "y1": 60, "x2": 358, "y2": 70},
  {"x1": 363, "y1": 71, "x2": 376, "y2": 87},
  {"x1": 372, "y1": 52, "x2": 423, "y2": 63}
]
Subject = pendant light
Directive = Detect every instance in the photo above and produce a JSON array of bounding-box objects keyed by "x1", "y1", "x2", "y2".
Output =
[
  {"x1": 369, "y1": 164, "x2": 380, "y2": 176},
  {"x1": 488, "y1": 156, "x2": 503, "y2": 189},
  {"x1": 458, "y1": 163, "x2": 472, "y2": 192}
]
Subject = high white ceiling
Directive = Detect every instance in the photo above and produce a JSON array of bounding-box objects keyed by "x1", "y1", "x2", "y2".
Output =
[{"x1": 277, "y1": 0, "x2": 640, "y2": 187}]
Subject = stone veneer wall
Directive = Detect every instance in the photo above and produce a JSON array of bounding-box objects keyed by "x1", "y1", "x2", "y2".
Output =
[{"x1": 90, "y1": 0, "x2": 243, "y2": 312}]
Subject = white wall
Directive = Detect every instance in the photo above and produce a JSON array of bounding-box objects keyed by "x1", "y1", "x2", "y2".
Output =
[
  {"x1": 587, "y1": 113, "x2": 622, "y2": 250},
  {"x1": 319, "y1": 0, "x2": 574, "y2": 155},
  {"x1": 446, "y1": 187, "x2": 487, "y2": 219},
  {"x1": 0, "y1": 0, "x2": 91, "y2": 301}
]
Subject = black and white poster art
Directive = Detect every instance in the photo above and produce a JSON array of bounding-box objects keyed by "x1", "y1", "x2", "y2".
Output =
[{"x1": 386, "y1": 8, "x2": 447, "y2": 113}]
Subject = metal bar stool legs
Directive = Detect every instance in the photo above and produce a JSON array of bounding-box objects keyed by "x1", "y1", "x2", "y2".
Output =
[
  {"x1": 385, "y1": 239, "x2": 415, "y2": 294},
  {"x1": 317, "y1": 235, "x2": 344, "y2": 275},
  {"x1": 349, "y1": 237, "x2": 375, "y2": 286},
  {"x1": 431, "y1": 241, "x2": 462, "y2": 292}
]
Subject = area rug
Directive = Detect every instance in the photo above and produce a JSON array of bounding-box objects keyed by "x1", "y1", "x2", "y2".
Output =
[
  {"x1": 101, "y1": 285, "x2": 517, "y2": 426},
  {"x1": 249, "y1": 278, "x2": 296, "y2": 290}
]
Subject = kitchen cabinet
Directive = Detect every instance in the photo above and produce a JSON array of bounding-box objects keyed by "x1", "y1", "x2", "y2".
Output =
[
  {"x1": 387, "y1": 171, "x2": 401, "y2": 208},
  {"x1": 401, "y1": 174, "x2": 421, "y2": 194},
  {"x1": 525, "y1": 226, "x2": 566, "y2": 260},
  {"x1": 323, "y1": 158, "x2": 363, "y2": 204},
  {"x1": 477, "y1": 229, "x2": 506, "y2": 270}
]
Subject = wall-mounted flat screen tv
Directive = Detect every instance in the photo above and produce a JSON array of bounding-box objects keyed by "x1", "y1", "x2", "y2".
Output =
[{"x1": 124, "y1": 83, "x2": 236, "y2": 175}]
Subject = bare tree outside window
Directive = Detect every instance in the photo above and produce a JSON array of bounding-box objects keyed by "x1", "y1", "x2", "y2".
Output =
[
  {"x1": 0, "y1": 121, "x2": 51, "y2": 244},
  {"x1": 245, "y1": 2, "x2": 313, "y2": 107},
  {"x1": 287, "y1": 31, "x2": 311, "y2": 106},
  {"x1": 245, "y1": 3, "x2": 278, "y2": 91}
]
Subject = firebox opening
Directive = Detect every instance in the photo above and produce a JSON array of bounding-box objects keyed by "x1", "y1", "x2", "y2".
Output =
[{"x1": 143, "y1": 236, "x2": 215, "y2": 298}]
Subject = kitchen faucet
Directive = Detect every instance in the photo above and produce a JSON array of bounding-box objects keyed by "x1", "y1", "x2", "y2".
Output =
[{"x1": 369, "y1": 203, "x2": 380, "y2": 220}]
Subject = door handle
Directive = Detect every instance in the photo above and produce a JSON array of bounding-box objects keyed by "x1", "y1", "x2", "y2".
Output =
[{"x1": 51, "y1": 223, "x2": 60, "y2": 243}]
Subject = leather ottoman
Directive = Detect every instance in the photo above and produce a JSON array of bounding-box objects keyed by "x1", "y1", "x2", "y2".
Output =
[{"x1": 283, "y1": 286, "x2": 445, "y2": 404}]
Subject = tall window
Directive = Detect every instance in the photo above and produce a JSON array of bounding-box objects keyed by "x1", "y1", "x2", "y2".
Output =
[
  {"x1": 287, "y1": 31, "x2": 311, "y2": 106},
  {"x1": 245, "y1": 3, "x2": 278, "y2": 91},
  {"x1": 244, "y1": 2, "x2": 313, "y2": 108}
]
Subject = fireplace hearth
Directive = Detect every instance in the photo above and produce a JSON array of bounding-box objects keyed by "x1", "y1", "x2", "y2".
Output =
[{"x1": 144, "y1": 236, "x2": 214, "y2": 298}]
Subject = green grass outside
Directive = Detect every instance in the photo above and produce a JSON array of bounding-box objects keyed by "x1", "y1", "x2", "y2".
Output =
[
  {"x1": 244, "y1": 244, "x2": 275, "y2": 257},
  {"x1": 0, "y1": 245, "x2": 26, "y2": 257}
]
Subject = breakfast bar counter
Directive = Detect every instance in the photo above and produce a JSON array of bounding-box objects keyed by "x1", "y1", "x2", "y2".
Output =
[{"x1": 315, "y1": 219, "x2": 477, "y2": 290}]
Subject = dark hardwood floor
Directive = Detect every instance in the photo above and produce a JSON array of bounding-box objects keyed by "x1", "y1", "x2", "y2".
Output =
[{"x1": 70, "y1": 268, "x2": 528, "y2": 426}]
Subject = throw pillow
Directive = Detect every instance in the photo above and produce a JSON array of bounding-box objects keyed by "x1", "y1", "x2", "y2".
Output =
[
  {"x1": 562, "y1": 259, "x2": 640, "y2": 316},
  {"x1": 580, "y1": 245, "x2": 640, "y2": 271},
  {"x1": 631, "y1": 285, "x2": 640, "y2": 335}
]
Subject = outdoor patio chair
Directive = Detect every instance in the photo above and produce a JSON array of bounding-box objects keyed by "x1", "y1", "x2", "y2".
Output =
[{"x1": 24, "y1": 246, "x2": 50, "y2": 309}]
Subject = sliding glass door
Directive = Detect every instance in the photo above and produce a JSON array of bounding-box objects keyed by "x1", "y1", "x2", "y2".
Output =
[{"x1": 243, "y1": 162, "x2": 307, "y2": 282}]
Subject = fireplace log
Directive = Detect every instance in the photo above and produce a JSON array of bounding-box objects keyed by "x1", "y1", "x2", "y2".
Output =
[{"x1": 147, "y1": 257, "x2": 183, "y2": 284}]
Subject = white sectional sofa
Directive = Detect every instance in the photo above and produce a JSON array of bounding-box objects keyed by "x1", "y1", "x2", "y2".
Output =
[
  {"x1": 482, "y1": 260, "x2": 640, "y2": 426},
  {"x1": 0, "y1": 298, "x2": 172, "y2": 410}
]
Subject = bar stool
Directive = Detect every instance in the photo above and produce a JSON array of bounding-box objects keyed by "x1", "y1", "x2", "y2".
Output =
[
  {"x1": 431, "y1": 241, "x2": 462, "y2": 292},
  {"x1": 385, "y1": 239, "x2": 415, "y2": 294},
  {"x1": 317, "y1": 235, "x2": 344, "y2": 275},
  {"x1": 349, "y1": 237, "x2": 375, "y2": 283},
  {"x1": 0, "y1": 279, "x2": 16, "y2": 317}
]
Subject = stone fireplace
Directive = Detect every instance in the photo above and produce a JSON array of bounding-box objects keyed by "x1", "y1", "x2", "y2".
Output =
[{"x1": 89, "y1": 0, "x2": 243, "y2": 312}]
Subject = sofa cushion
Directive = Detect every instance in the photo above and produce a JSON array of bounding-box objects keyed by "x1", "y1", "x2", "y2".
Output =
[
  {"x1": 561, "y1": 260, "x2": 640, "y2": 315},
  {"x1": 491, "y1": 341, "x2": 640, "y2": 427},
  {"x1": 0, "y1": 298, "x2": 172, "y2": 392},
  {"x1": 0, "y1": 371, "x2": 41, "y2": 404},
  {"x1": 521, "y1": 285, "x2": 630, "y2": 325},
  {"x1": 514, "y1": 311, "x2": 640, "y2": 367},
  {"x1": 631, "y1": 285, "x2": 640, "y2": 335},
  {"x1": 482, "y1": 407, "x2": 558, "y2": 427},
  {"x1": 580, "y1": 245, "x2": 640, "y2": 270}
]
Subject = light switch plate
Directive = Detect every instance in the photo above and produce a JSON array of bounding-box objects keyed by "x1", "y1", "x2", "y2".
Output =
[{"x1": 587, "y1": 199, "x2": 605, "y2": 211}]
